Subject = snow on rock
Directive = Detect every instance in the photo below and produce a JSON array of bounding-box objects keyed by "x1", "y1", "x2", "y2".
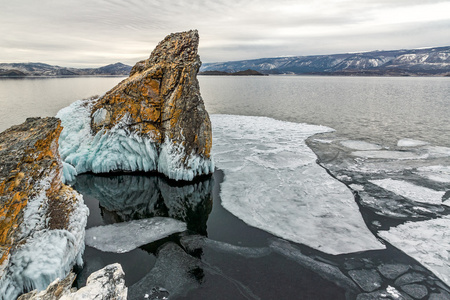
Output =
[
  {"x1": 0, "y1": 117, "x2": 88, "y2": 300},
  {"x1": 341, "y1": 140, "x2": 382, "y2": 150},
  {"x1": 369, "y1": 179, "x2": 446, "y2": 206},
  {"x1": 85, "y1": 217, "x2": 187, "y2": 253},
  {"x1": 397, "y1": 138, "x2": 429, "y2": 147},
  {"x1": 61, "y1": 263, "x2": 127, "y2": 300},
  {"x1": 211, "y1": 114, "x2": 385, "y2": 255},
  {"x1": 19, "y1": 264, "x2": 127, "y2": 300},
  {"x1": 57, "y1": 30, "x2": 214, "y2": 181},
  {"x1": 379, "y1": 216, "x2": 450, "y2": 286}
]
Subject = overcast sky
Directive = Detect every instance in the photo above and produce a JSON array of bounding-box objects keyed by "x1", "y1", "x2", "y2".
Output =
[{"x1": 1, "y1": 0, "x2": 449, "y2": 67}]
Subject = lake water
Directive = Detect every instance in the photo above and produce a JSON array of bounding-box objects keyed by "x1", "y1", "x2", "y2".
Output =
[{"x1": 1, "y1": 76, "x2": 449, "y2": 299}]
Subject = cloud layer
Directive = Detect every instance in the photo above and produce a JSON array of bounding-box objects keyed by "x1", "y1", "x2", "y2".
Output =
[{"x1": 1, "y1": 0, "x2": 449, "y2": 67}]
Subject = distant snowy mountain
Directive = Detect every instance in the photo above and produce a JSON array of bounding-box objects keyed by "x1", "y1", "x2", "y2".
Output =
[
  {"x1": 0, "y1": 62, "x2": 132, "y2": 77},
  {"x1": 201, "y1": 46, "x2": 450, "y2": 76}
]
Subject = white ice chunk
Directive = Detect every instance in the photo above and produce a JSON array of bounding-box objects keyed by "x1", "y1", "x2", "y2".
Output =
[
  {"x1": 351, "y1": 150, "x2": 426, "y2": 160},
  {"x1": 211, "y1": 114, "x2": 385, "y2": 255},
  {"x1": 397, "y1": 138, "x2": 429, "y2": 147},
  {"x1": 313, "y1": 139, "x2": 333, "y2": 144},
  {"x1": 341, "y1": 140, "x2": 382, "y2": 151},
  {"x1": 56, "y1": 100, "x2": 213, "y2": 182},
  {"x1": 379, "y1": 216, "x2": 450, "y2": 286},
  {"x1": 370, "y1": 178, "x2": 446, "y2": 206},
  {"x1": 425, "y1": 146, "x2": 450, "y2": 158},
  {"x1": 416, "y1": 165, "x2": 450, "y2": 183},
  {"x1": 349, "y1": 184, "x2": 365, "y2": 192},
  {"x1": 85, "y1": 217, "x2": 187, "y2": 253}
]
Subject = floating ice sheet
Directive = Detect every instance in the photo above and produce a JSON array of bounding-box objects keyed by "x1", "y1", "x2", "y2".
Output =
[
  {"x1": 210, "y1": 115, "x2": 385, "y2": 255},
  {"x1": 341, "y1": 140, "x2": 382, "y2": 151},
  {"x1": 370, "y1": 179, "x2": 446, "y2": 206},
  {"x1": 379, "y1": 216, "x2": 450, "y2": 286},
  {"x1": 351, "y1": 150, "x2": 426, "y2": 160},
  {"x1": 416, "y1": 166, "x2": 450, "y2": 183},
  {"x1": 85, "y1": 217, "x2": 186, "y2": 253},
  {"x1": 397, "y1": 138, "x2": 429, "y2": 147}
]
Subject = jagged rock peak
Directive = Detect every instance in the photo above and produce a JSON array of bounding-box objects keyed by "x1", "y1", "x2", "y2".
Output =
[
  {"x1": 131, "y1": 30, "x2": 200, "y2": 76},
  {"x1": 58, "y1": 30, "x2": 214, "y2": 181}
]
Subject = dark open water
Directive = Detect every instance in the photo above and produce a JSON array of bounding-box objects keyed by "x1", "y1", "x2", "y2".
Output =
[{"x1": 1, "y1": 76, "x2": 449, "y2": 299}]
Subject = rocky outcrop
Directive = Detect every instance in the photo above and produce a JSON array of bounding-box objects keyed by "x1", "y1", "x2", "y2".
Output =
[
  {"x1": 0, "y1": 117, "x2": 88, "y2": 299},
  {"x1": 18, "y1": 264, "x2": 127, "y2": 300},
  {"x1": 57, "y1": 30, "x2": 214, "y2": 181}
]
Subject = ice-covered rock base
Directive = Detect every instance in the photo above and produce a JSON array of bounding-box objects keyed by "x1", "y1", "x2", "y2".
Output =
[{"x1": 57, "y1": 100, "x2": 214, "y2": 182}]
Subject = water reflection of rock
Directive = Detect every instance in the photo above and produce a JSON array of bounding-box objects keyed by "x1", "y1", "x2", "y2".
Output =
[{"x1": 74, "y1": 174, "x2": 213, "y2": 235}]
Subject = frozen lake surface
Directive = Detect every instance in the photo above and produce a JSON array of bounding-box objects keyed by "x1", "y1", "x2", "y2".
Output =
[{"x1": 1, "y1": 76, "x2": 450, "y2": 299}]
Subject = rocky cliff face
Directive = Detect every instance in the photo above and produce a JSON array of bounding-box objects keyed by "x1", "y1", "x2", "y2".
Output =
[
  {"x1": 57, "y1": 30, "x2": 214, "y2": 181},
  {"x1": 0, "y1": 117, "x2": 88, "y2": 299}
]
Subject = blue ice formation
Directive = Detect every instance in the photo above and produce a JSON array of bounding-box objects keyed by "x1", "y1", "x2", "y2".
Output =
[{"x1": 56, "y1": 99, "x2": 214, "y2": 182}]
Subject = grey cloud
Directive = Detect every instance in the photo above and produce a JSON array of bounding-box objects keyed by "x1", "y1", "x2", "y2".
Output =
[{"x1": 0, "y1": 0, "x2": 448, "y2": 66}]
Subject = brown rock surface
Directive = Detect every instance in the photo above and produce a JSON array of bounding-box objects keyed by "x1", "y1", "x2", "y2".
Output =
[
  {"x1": 91, "y1": 29, "x2": 212, "y2": 167},
  {"x1": 58, "y1": 30, "x2": 213, "y2": 181},
  {"x1": 0, "y1": 117, "x2": 88, "y2": 299}
]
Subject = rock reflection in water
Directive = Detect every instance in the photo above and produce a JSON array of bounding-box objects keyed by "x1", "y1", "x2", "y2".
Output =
[{"x1": 74, "y1": 173, "x2": 213, "y2": 235}]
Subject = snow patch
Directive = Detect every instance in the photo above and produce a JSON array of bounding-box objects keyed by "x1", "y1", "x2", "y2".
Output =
[
  {"x1": 370, "y1": 179, "x2": 446, "y2": 206},
  {"x1": 379, "y1": 216, "x2": 450, "y2": 286},
  {"x1": 211, "y1": 114, "x2": 384, "y2": 255},
  {"x1": 85, "y1": 217, "x2": 187, "y2": 253}
]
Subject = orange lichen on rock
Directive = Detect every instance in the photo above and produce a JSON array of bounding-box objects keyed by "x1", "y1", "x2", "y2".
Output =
[
  {"x1": 89, "y1": 30, "x2": 212, "y2": 165},
  {"x1": 0, "y1": 117, "x2": 80, "y2": 272}
]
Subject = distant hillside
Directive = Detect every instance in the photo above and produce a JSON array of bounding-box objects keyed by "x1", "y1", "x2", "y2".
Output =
[
  {"x1": 0, "y1": 62, "x2": 132, "y2": 77},
  {"x1": 199, "y1": 69, "x2": 266, "y2": 76},
  {"x1": 201, "y1": 46, "x2": 450, "y2": 76}
]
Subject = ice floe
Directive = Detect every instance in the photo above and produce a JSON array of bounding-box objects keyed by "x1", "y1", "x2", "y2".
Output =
[
  {"x1": 341, "y1": 140, "x2": 382, "y2": 151},
  {"x1": 351, "y1": 150, "x2": 426, "y2": 160},
  {"x1": 379, "y1": 216, "x2": 450, "y2": 286},
  {"x1": 416, "y1": 166, "x2": 450, "y2": 183},
  {"x1": 369, "y1": 179, "x2": 446, "y2": 206},
  {"x1": 56, "y1": 100, "x2": 214, "y2": 182},
  {"x1": 397, "y1": 139, "x2": 429, "y2": 147},
  {"x1": 210, "y1": 114, "x2": 384, "y2": 255},
  {"x1": 85, "y1": 217, "x2": 186, "y2": 253}
]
